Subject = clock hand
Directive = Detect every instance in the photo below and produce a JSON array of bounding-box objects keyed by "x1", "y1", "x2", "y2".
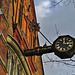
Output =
[{"x1": 63, "y1": 38, "x2": 66, "y2": 44}]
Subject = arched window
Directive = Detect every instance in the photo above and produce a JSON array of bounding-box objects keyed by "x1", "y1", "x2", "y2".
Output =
[
  {"x1": 9, "y1": 56, "x2": 14, "y2": 75},
  {"x1": 16, "y1": 65, "x2": 19, "y2": 75}
]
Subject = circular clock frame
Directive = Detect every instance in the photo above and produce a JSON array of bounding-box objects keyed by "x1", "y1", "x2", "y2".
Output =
[{"x1": 55, "y1": 36, "x2": 74, "y2": 52}]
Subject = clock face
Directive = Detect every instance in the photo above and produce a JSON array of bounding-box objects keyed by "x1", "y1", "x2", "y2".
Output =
[{"x1": 55, "y1": 37, "x2": 74, "y2": 52}]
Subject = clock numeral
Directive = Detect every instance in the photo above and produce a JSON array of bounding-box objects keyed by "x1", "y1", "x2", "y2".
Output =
[
  {"x1": 69, "y1": 42, "x2": 73, "y2": 44},
  {"x1": 63, "y1": 48, "x2": 66, "y2": 51},
  {"x1": 60, "y1": 39, "x2": 62, "y2": 41},
  {"x1": 56, "y1": 46, "x2": 60, "y2": 49},
  {"x1": 68, "y1": 45, "x2": 72, "y2": 47},
  {"x1": 66, "y1": 38, "x2": 69, "y2": 40},
  {"x1": 63, "y1": 37, "x2": 65, "y2": 41},
  {"x1": 67, "y1": 47, "x2": 70, "y2": 50},
  {"x1": 60, "y1": 48, "x2": 62, "y2": 51},
  {"x1": 68, "y1": 39, "x2": 72, "y2": 42},
  {"x1": 55, "y1": 44, "x2": 59, "y2": 47},
  {"x1": 57, "y1": 42, "x2": 60, "y2": 44}
]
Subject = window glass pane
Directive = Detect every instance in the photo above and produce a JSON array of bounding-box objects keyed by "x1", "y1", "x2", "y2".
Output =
[
  {"x1": 16, "y1": 65, "x2": 19, "y2": 75},
  {"x1": 9, "y1": 56, "x2": 14, "y2": 75}
]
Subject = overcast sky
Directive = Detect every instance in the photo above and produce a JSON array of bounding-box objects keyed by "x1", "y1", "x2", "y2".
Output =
[{"x1": 34, "y1": 0, "x2": 75, "y2": 75}]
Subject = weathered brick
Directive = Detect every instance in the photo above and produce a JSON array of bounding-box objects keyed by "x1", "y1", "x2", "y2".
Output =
[{"x1": 0, "y1": 64, "x2": 6, "y2": 75}]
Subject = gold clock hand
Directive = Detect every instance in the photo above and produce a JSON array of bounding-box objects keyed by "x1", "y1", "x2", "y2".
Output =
[{"x1": 63, "y1": 38, "x2": 66, "y2": 44}]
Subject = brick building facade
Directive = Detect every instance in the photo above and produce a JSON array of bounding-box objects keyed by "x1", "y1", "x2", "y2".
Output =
[{"x1": 0, "y1": 0, "x2": 44, "y2": 75}]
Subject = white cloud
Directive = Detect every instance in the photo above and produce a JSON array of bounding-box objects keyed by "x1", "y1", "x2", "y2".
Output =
[
  {"x1": 35, "y1": 0, "x2": 52, "y2": 18},
  {"x1": 42, "y1": 1, "x2": 51, "y2": 7}
]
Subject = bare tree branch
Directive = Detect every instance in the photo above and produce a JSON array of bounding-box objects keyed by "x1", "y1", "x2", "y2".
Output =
[
  {"x1": 43, "y1": 60, "x2": 75, "y2": 66},
  {"x1": 43, "y1": 0, "x2": 63, "y2": 9},
  {"x1": 43, "y1": 55, "x2": 75, "y2": 66},
  {"x1": 43, "y1": 0, "x2": 75, "y2": 9}
]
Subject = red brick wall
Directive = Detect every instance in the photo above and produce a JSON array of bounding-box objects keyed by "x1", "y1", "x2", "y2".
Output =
[
  {"x1": 1, "y1": 0, "x2": 9, "y2": 19},
  {"x1": 0, "y1": 15, "x2": 8, "y2": 38},
  {"x1": 0, "y1": 65, "x2": 6, "y2": 75},
  {"x1": 0, "y1": 15, "x2": 8, "y2": 75},
  {"x1": 0, "y1": 37, "x2": 7, "y2": 63}
]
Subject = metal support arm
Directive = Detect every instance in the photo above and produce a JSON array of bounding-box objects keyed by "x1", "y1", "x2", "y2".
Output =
[{"x1": 24, "y1": 46, "x2": 53, "y2": 56}]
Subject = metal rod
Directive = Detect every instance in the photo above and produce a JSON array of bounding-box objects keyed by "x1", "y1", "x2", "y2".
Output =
[{"x1": 39, "y1": 30, "x2": 52, "y2": 45}]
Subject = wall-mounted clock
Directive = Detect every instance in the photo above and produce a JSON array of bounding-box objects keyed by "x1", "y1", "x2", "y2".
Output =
[
  {"x1": 55, "y1": 36, "x2": 74, "y2": 52},
  {"x1": 53, "y1": 35, "x2": 75, "y2": 59}
]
